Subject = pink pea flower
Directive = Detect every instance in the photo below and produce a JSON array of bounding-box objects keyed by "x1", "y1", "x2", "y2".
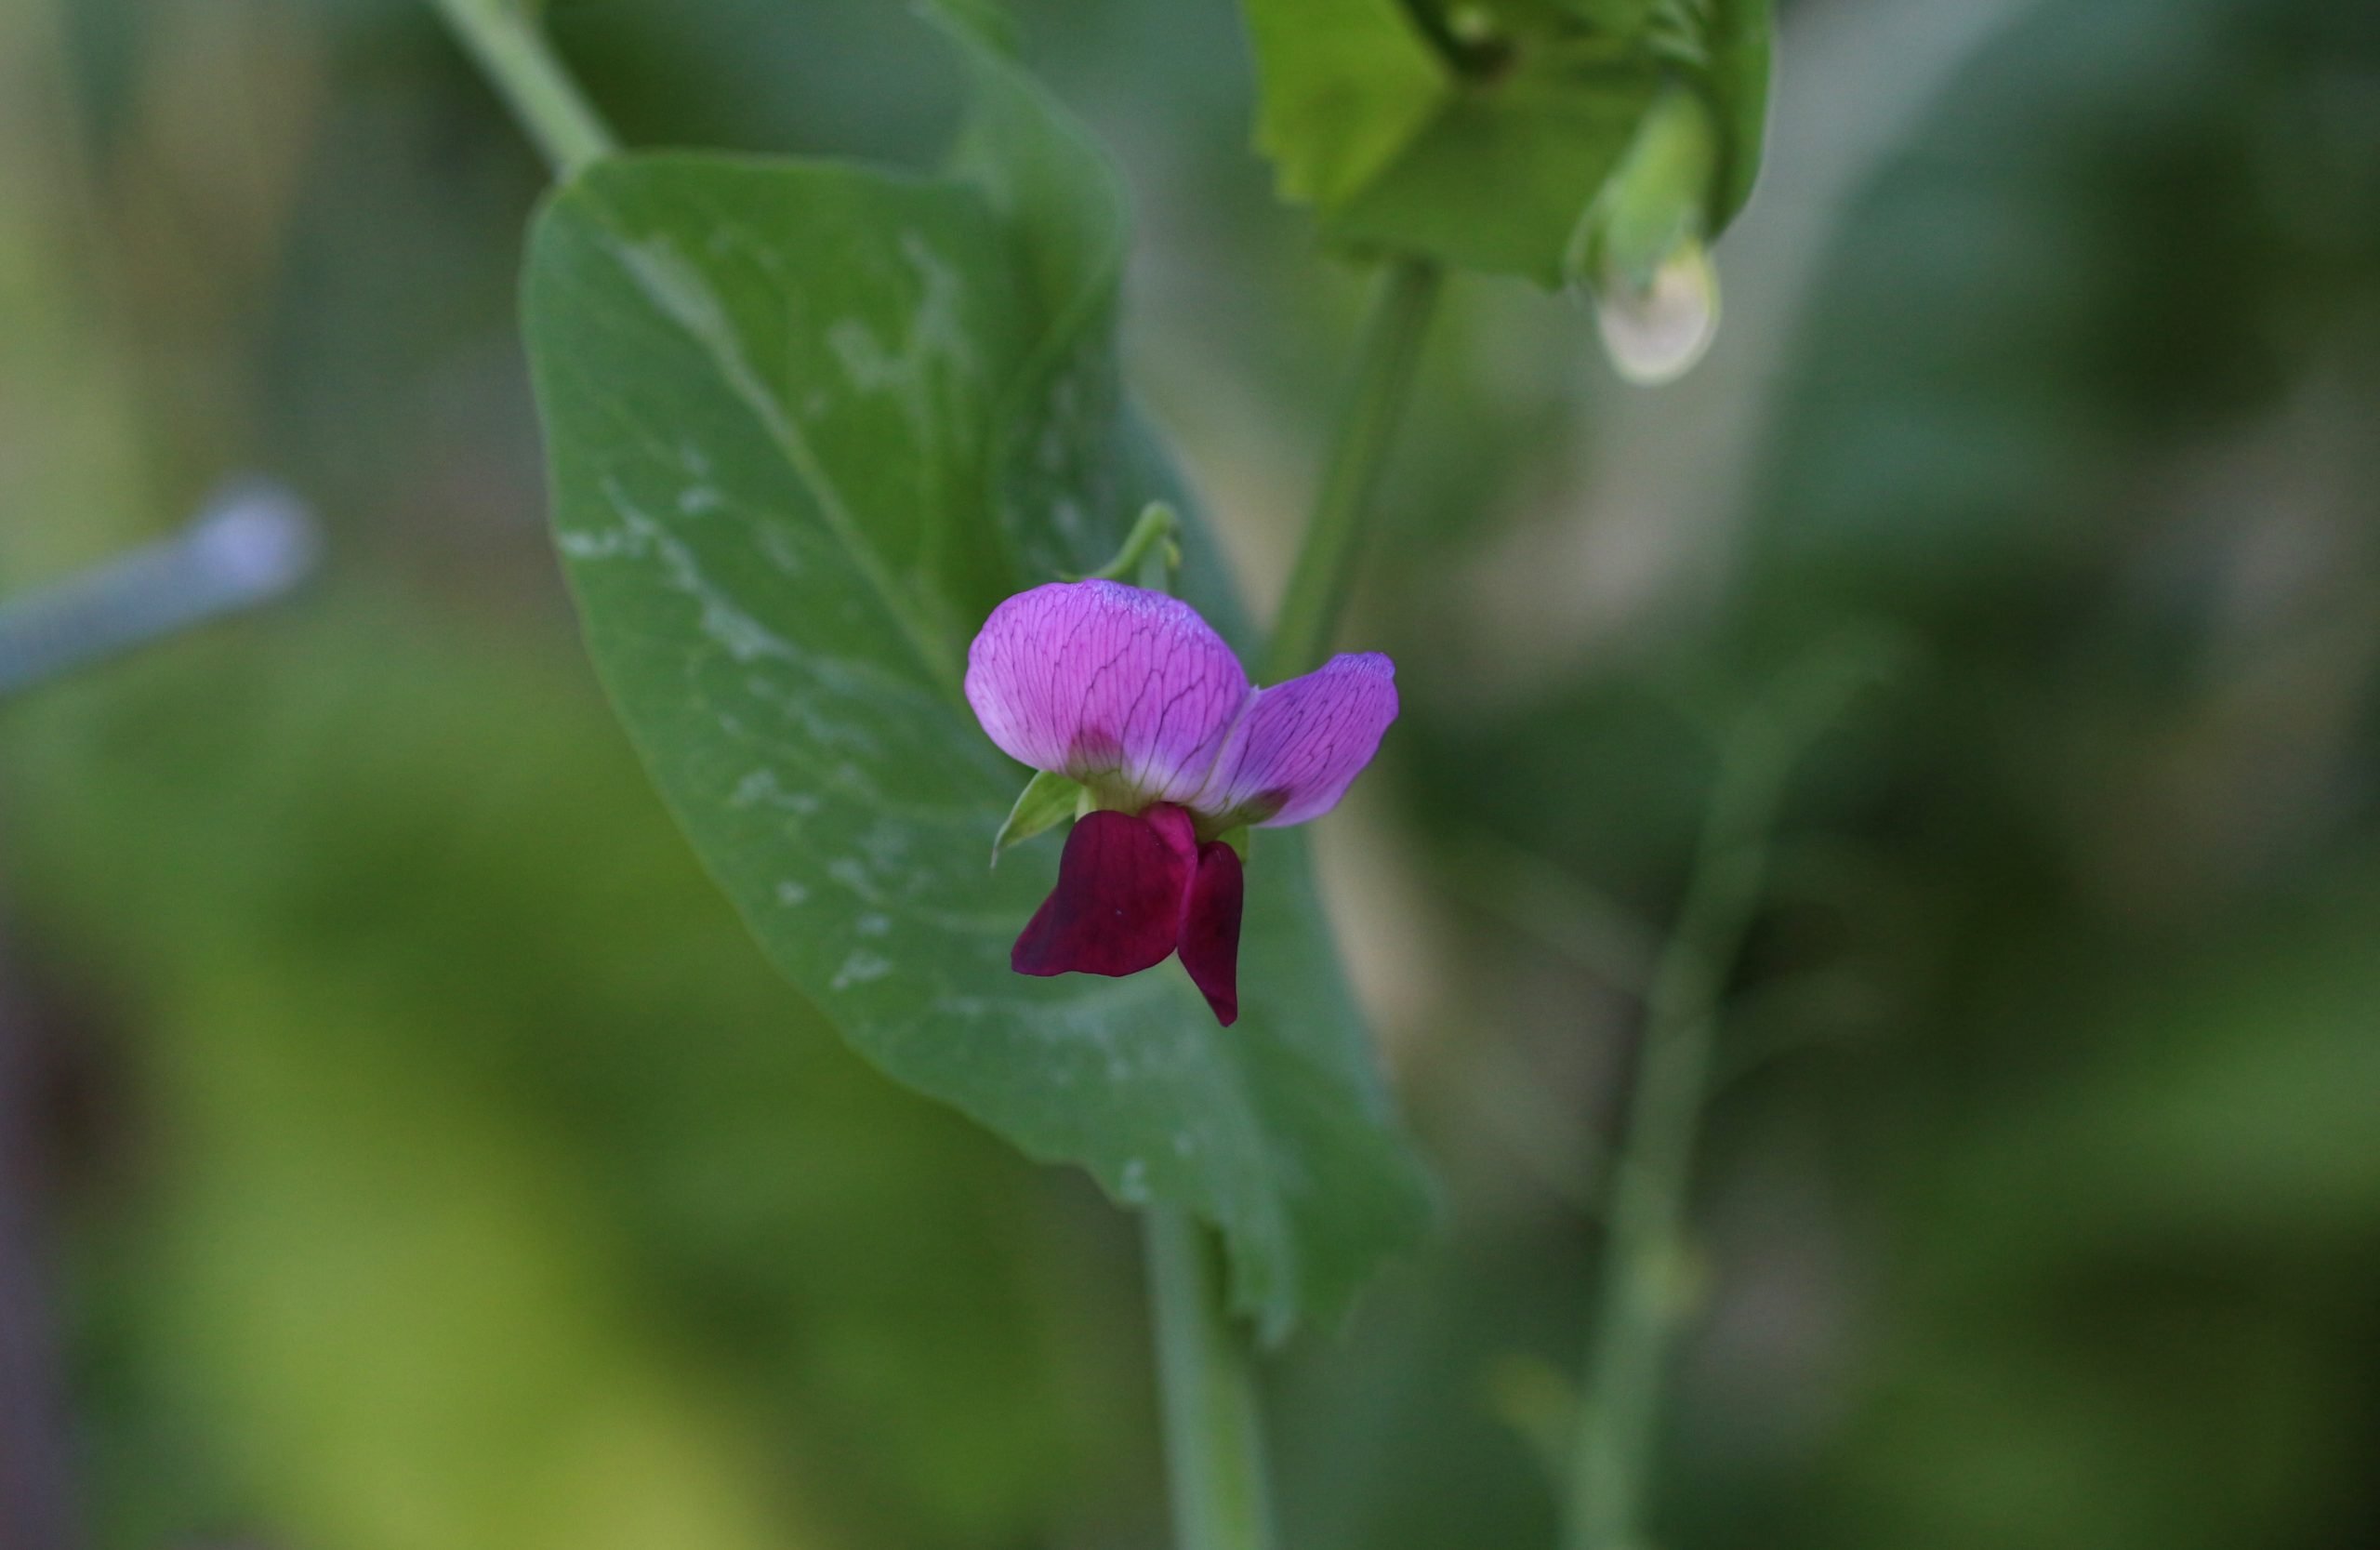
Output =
[{"x1": 965, "y1": 580, "x2": 1399, "y2": 1027}]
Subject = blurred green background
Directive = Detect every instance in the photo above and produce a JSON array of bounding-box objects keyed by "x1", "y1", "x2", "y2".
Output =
[{"x1": 2, "y1": 1, "x2": 2375, "y2": 1548}]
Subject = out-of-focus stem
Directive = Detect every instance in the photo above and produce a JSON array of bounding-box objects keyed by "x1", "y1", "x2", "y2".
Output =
[
  {"x1": 1145, "y1": 1207, "x2": 1276, "y2": 1550},
  {"x1": 1565, "y1": 641, "x2": 1889, "y2": 1550},
  {"x1": 0, "y1": 483, "x2": 318, "y2": 702},
  {"x1": 426, "y1": 0, "x2": 616, "y2": 176},
  {"x1": 1261, "y1": 258, "x2": 1441, "y2": 682},
  {"x1": 1563, "y1": 714, "x2": 1790, "y2": 1550}
]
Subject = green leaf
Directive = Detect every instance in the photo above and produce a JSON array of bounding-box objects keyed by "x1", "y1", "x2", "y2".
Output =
[
  {"x1": 522, "y1": 20, "x2": 1432, "y2": 1338},
  {"x1": 992, "y1": 768, "x2": 1084, "y2": 862},
  {"x1": 1248, "y1": 0, "x2": 1448, "y2": 208},
  {"x1": 1243, "y1": 0, "x2": 1774, "y2": 285},
  {"x1": 1704, "y1": 0, "x2": 1773, "y2": 226}
]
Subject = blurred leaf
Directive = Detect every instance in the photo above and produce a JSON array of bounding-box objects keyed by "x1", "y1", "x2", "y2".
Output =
[
  {"x1": 152, "y1": 970, "x2": 805, "y2": 1550},
  {"x1": 1247, "y1": 0, "x2": 1445, "y2": 210},
  {"x1": 10, "y1": 603, "x2": 1113, "y2": 1550},
  {"x1": 1242, "y1": 0, "x2": 1771, "y2": 283},
  {"x1": 1807, "y1": 875, "x2": 2380, "y2": 1550},
  {"x1": 522, "y1": 20, "x2": 1430, "y2": 1336}
]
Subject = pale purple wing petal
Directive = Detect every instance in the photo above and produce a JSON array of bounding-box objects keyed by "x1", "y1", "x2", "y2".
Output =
[
  {"x1": 1198, "y1": 653, "x2": 1398, "y2": 828},
  {"x1": 965, "y1": 581, "x2": 1250, "y2": 801}
]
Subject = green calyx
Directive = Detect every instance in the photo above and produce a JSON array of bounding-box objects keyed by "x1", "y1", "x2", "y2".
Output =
[
  {"x1": 991, "y1": 768, "x2": 1089, "y2": 864},
  {"x1": 994, "y1": 767, "x2": 1258, "y2": 862}
]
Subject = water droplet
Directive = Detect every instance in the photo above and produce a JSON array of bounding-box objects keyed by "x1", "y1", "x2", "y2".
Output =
[{"x1": 1587, "y1": 239, "x2": 1721, "y2": 386}]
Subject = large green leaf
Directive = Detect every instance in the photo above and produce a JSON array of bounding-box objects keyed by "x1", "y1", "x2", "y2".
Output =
[
  {"x1": 521, "y1": 24, "x2": 1432, "y2": 1338},
  {"x1": 1246, "y1": 0, "x2": 1772, "y2": 284}
]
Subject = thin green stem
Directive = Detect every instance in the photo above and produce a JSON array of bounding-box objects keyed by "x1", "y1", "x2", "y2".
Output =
[
  {"x1": 1144, "y1": 256, "x2": 1445, "y2": 1549},
  {"x1": 1145, "y1": 1207, "x2": 1276, "y2": 1550},
  {"x1": 1125, "y1": 517, "x2": 1267, "y2": 1550},
  {"x1": 427, "y1": 0, "x2": 616, "y2": 176},
  {"x1": 1075, "y1": 501, "x2": 1183, "y2": 588},
  {"x1": 1564, "y1": 641, "x2": 1890, "y2": 1550},
  {"x1": 1261, "y1": 258, "x2": 1442, "y2": 682},
  {"x1": 1563, "y1": 716, "x2": 1790, "y2": 1550},
  {"x1": 1143, "y1": 256, "x2": 1444, "y2": 1550}
]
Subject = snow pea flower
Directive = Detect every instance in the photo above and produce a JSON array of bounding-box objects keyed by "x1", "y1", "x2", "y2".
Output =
[{"x1": 965, "y1": 579, "x2": 1398, "y2": 1026}]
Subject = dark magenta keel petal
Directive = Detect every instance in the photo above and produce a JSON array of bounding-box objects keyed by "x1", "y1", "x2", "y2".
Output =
[
  {"x1": 1142, "y1": 802, "x2": 1199, "y2": 871},
  {"x1": 1012, "y1": 809, "x2": 1189, "y2": 979},
  {"x1": 1177, "y1": 841, "x2": 1244, "y2": 1027}
]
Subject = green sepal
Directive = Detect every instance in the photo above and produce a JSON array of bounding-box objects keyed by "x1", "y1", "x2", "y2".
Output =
[{"x1": 991, "y1": 768, "x2": 1087, "y2": 865}]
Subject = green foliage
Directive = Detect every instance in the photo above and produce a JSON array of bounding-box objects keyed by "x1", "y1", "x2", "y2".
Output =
[
  {"x1": 522, "y1": 20, "x2": 1431, "y2": 1338},
  {"x1": 1243, "y1": 0, "x2": 1771, "y2": 284},
  {"x1": 9, "y1": 606, "x2": 1101, "y2": 1550},
  {"x1": 23, "y1": 0, "x2": 2380, "y2": 1546}
]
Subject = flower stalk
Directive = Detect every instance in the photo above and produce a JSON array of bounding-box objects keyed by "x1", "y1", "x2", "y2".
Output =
[
  {"x1": 1130, "y1": 253, "x2": 1448, "y2": 1550},
  {"x1": 1263, "y1": 258, "x2": 1441, "y2": 682},
  {"x1": 1137, "y1": 257, "x2": 1446, "y2": 1550},
  {"x1": 1146, "y1": 1207, "x2": 1277, "y2": 1550},
  {"x1": 426, "y1": 0, "x2": 615, "y2": 176}
]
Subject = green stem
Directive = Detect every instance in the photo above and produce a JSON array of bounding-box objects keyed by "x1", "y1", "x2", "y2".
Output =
[
  {"x1": 1563, "y1": 716, "x2": 1792, "y2": 1550},
  {"x1": 1145, "y1": 1207, "x2": 1276, "y2": 1550},
  {"x1": 1140, "y1": 258, "x2": 1442, "y2": 1550},
  {"x1": 1261, "y1": 258, "x2": 1442, "y2": 682},
  {"x1": 1076, "y1": 501, "x2": 1182, "y2": 588},
  {"x1": 426, "y1": 0, "x2": 617, "y2": 176},
  {"x1": 1561, "y1": 641, "x2": 1892, "y2": 1550}
]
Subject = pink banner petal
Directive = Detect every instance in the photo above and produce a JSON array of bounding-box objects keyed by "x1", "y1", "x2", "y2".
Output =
[{"x1": 967, "y1": 581, "x2": 1250, "y2": 802}]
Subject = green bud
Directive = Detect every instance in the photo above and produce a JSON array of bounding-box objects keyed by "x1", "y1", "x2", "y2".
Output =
[{"x1": 1567, "y1": 85, "x2": 1725, "y2": 384}]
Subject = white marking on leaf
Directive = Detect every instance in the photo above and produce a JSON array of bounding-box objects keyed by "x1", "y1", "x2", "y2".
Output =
[
  {"x1": 557, "y1": 527, "x2": 639, "y2": 561},
  {"x1": 731, "y1": 769, "x2": 777, "y2": 808},
  {"x1": 600, "y1": 478, "x2": 794, "y2": 665},
  {"x1": 830, "y1": 949, "x2": 893, "y2": 990}
]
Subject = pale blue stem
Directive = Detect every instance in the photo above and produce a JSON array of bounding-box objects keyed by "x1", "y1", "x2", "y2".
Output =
[{"x1": 0, "y1": 483, "x2": 318, "y2": 702}]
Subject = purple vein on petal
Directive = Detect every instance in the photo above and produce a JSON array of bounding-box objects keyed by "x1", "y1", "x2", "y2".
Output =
[{"x1": 964, "y1": 581, "x2": 1250, "y2": 801}]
